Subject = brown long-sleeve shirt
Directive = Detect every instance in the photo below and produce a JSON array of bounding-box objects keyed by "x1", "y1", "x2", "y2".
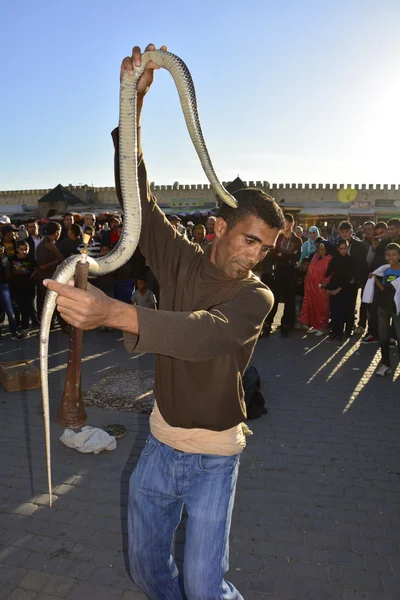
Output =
[{"x1": 113, "y1": 129, "x2": 273, "y2": 431}]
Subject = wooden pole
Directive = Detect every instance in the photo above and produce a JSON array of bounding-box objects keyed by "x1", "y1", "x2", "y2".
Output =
[{"x1": 57, "y1": 258, "x2": 89, "y2": 429}]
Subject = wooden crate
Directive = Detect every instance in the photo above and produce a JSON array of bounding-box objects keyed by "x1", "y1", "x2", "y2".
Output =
[{"x1": 0, "y1": 360, "x2": 41, "y2": 392}]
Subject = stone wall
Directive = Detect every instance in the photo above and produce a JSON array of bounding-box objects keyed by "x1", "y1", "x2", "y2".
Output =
[{"x1": 1, "y1": 182, "x2": 400, "y2": 217}]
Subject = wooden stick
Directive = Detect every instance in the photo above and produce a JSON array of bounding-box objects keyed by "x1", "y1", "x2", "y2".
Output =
[{"x1": 57, "y1": 258, "x2": 89, "y2": 429}]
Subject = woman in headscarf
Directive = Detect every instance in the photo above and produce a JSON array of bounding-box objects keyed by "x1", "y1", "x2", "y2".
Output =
[
  {"x1": 300, "y1": 226, "x2": 320, "y2": 263},
  {"x1": 300, "y1": 240, "x2": 333, "y2": 336}
]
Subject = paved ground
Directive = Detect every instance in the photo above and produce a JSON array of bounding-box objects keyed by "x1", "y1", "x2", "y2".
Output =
[{"x1": 0, "y1": 320, "x2": 399, "y2": 600}]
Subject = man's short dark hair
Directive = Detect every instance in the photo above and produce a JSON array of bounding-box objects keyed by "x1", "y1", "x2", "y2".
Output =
[
  {"x1": 218, "y1": 188, "x2": 284, "y2": 231},
  {"x1": 26, "y1": 217, "x2": 37, "y2": 225},
  {"x1": 283, "y1": 213, "x2": 294, "y2": 224},
  {"x1": 46, "y1": 222, "x2": 62, "y2": 235},
  {"x1": 363, "y1": 221, "x2": 375, "y2": 228},
  {"x1": 375, "y1": 221, "x2": 388, "y2": 231},
  {"x1": 70, "y1": 223, "x2": 83, "y2": 238},
  {"x1": 84, "y1": 225, "x2": 95, "y2": 236},
  {"x1": 387, "y1": 218, "x2": 400, "y2": 228},
  {"x1": 63, "y1": 212, "x2": 73, "y2": 219},
  {"x1": 338, "y1": 221, "x2": 353, "y2": 231},
  {"x1": 16, "y1": 239, "x2": 29, "y2": 248}
]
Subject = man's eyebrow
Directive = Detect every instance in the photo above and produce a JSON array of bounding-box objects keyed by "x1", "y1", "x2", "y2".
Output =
[{"x1": 244, "y1": 233, "x2": 275, "y2": 249}]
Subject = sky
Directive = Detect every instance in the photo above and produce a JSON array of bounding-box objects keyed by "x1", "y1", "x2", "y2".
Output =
[{"x1": 1, "y1": 0, "x2": 400, "y2": 191}]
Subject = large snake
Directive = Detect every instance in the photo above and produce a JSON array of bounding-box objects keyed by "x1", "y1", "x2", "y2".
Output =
[{"x1": 40, "y1": 50, "x2": 237, "y2": 506}]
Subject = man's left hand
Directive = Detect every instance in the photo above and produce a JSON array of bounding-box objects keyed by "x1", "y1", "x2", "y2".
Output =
[{"x1": 43, "y1": 279, "x2": 113, "y2": 330}]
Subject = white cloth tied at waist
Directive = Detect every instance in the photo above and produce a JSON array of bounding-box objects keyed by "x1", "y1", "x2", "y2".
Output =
[{"x1": 362, "y1": 264, "x2": 400, "y2": 315}]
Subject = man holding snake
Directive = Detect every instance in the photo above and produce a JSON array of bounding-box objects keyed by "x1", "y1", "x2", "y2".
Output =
[{"x1": 44, "y1": 43, "x2": 284, "y2": 600}]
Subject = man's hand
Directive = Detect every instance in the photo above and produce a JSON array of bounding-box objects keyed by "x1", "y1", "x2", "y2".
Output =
[
  {"x1": 120, "y1": 43, "x2": 168, "y2": 100},
  {"x1": 43, "y1": 279, "x2": 113, "y2": 330}
]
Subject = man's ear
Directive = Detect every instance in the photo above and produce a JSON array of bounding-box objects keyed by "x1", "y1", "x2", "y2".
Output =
[{"x1": 214, "y1": 217, "x2": 228, "y2": 240}]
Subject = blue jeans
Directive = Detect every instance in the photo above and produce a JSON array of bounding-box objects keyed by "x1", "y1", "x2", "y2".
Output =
[
  {"x1": 128, "y1": 433, "x2": 242, "y2": 600},
  {"x1": 0, "y1": 283, "x2": 17, "y2": 334}
]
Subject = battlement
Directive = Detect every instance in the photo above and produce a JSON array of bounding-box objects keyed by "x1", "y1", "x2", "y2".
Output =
[{"x1": 2, "y1": 183, "x2": 399, "y2": 197}]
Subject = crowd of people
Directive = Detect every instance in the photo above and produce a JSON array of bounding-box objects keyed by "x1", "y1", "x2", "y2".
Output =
[
  {"x1": 1, "y1": 209, "x2": 399, "y2": 376},
  {"x1": 259, "y1": 214, "x2": 400, "y2": 377},
  {"x1": 0, "y1": 211, "x2": 218, "y2": 338}
]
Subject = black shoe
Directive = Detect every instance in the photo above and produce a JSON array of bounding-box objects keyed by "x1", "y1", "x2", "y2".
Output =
[
  {"x1": 280, "y1": 325, "x2": 289, "y2": 338},
  {"x1": 11, "y1": 332, "x2": 24, "y2": 340},
  {"x1": 262, "y1": 324, "x2": 271, "y2": 337}
]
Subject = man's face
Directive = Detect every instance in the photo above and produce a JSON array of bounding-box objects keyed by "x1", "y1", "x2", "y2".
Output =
[
  {"x1": 110, "y1": 219, "x2": 119, "y2": 231},
  {"x1": 363, "y1": 224, "x2": 375, "y2": 241},
  {"x1": 27, "y1": 222, "x2": 39, "y2": 236},
  {"x1": 68, "y1": 228, "x2": 76, "y2": 240},
  {"x1": 284, "y1": 219, "x2": 293, "y2": 233},
  {"x1": 17, "y1": 243, "x2": 29, "y2": 258},
  {"x1": 63, "y1": 215, "x2": 73, "y2": 229},
  {"x1": 375, "y1": 227, "x2": 387, "y2": 241},
  {"x1": 339, "y1": 228, "x2": 353, "y2": 241},
  {"x1": 213, "y1": 215, "x2": 279, "y2": 279},
  {"x1": 194, "y1": 228, "x2": 205, "y2": 243},
  {"x1": 294, "y1": 226, "x2": 302, "y2": 237},
  {"x1": 170, "y1": 219, "x2": 179, "y2": 230},
  {"x1": 84, "y1": 214, "x2": 95, "y2": 227},
  {"x1": 99, "y1": 246, "x2": 110, "y2": 256},
  {"x1": 388, "y1": 224, "x2": 400, "y2": 240},
  {"x1": 207, "y1": 218, "x2": 216, "y2": 234},
  {"x1": 136, "y1": 279, "x2": 146, "y2": 291}
]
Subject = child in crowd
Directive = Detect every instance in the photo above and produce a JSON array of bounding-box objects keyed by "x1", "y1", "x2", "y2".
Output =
[
  {"x1": 322, "y1": 239, "x2": 355, "y2": 341},
  {"x1": 9, "y1": 239, "x2": 37, "y2": 337},
  {"x1": 131, "y1": 277, "x2": 157, "y2": 310},
  {"x1": 366, "y1": 243, "x2": 400, "y2": 377},
  {"x1": 294, "y1": 258, "x2": 310, "y2": 329}
]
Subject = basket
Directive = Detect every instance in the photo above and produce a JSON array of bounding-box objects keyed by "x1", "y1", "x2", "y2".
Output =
[{"x1": 0, "y1": 360, "x2": 41, "y2": 392}]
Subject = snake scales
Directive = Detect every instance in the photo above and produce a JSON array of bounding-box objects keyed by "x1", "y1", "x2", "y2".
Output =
[{"x1": 40, "y1": 50, "x2": 237, "y2": 506}]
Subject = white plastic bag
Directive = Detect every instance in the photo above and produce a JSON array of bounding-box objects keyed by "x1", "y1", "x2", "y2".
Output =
[{"x1": 60, "y1": 426, "x2": 117, "y2": 454}]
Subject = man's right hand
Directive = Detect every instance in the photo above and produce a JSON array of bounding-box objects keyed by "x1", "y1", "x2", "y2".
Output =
[{"x1": 120, "y1": 43, "x2": 168, "y2": 100}]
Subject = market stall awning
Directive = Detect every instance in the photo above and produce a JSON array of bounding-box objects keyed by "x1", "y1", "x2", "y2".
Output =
[{"x1": 298, "y1": 207, "x2": 348, "y2": 216}]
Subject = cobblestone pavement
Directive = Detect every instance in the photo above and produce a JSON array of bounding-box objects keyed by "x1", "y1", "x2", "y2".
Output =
[{"x1": 0, "y1": 322, "x2": 399, "y2": 599}]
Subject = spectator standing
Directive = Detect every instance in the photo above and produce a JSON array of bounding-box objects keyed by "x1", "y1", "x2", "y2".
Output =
[
  {"x1": 300, "y1": 226, "x2": 319, "y2": 263},
  {"x1": 193, "y1": 224, "x2": 210, "y2": 249},
  {"x1": 363, "y1": 222, "x2": 390, "y2": 344},
  {"x1": 9, "y1": 240, "x2": 37, "y2": 337},
  {"x1": 36, "y1": 222, "x2": 63, "y2": 321},
  {"x1": 26, "y1": 218, "x2": 42, "y2": 260},
  {"x1": 0, "y1": 224, "x2": 18, "y2": 258},
  {"x1": 294, "y1": 225, "x2": 308, "y2": 244},
  {"x1": 59, "y1": 223, "x2": 83, "y2": 259},
  {"x1": 264, "y1": 213, "x2": 302, "y2": 337},
  {"x1": 101, "y1": 215, "x2": 121, "y2": 247},
  {"x1": 367, "y1": 243, "x2": 400, "y2": 377},
  {"x1": 300, "y1": 241, "x2": 333, "y2": 336},
  {"x1": 337, "y1": 221, "x2": 368, "y2": 336},
  {"x1": 59, "y1": 213, "x2": 74, "y2": 242},
  {"x1": 205, "y1": 215, "x2": 216, "y2": 242},
  {"x1": 356, "y1": 221, "x2": 376, "y2": 334},
  {"x1": 0, "y1": 243, "x2": 21, "y2": 339},
  {"x1": 186, "y1": 221, "x2": 195, "y2": 241},
  {"x1": 82, "y1": 212, "x2": 96, "y2": 233},
  {"x1": 322, "y1": 239, "x2": 356, "y2": 341},
  {"x1": 131, "y1": 277, "x2": 157, "y2": 310}
]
